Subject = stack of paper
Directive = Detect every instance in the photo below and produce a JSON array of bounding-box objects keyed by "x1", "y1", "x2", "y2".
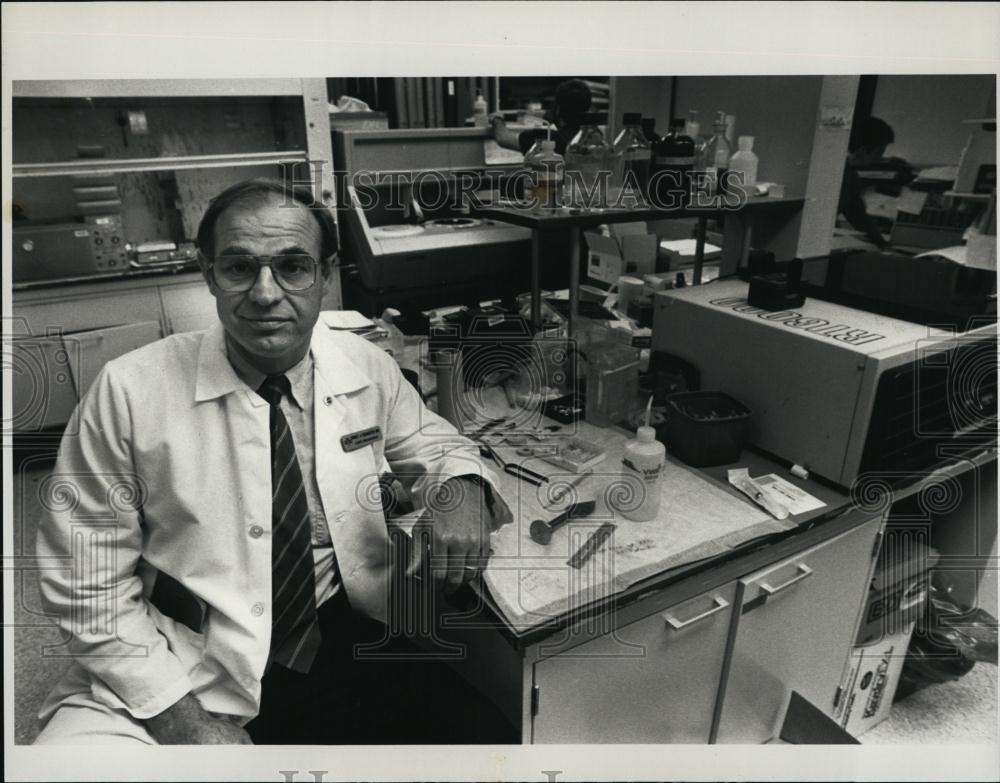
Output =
[{"x1": 319, "y1": 310, "x2": 387, "y2": 339}]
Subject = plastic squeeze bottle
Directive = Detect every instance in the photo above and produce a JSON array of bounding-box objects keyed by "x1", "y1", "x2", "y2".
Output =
[
  {"x1": 728, "y1": 135, "x2": 759, "y2": 190},
  {"x1": 620, "y1": 397, "x2": 666, "y2": 521},
  {"x1": 472, "y1": 89, "x2": 489, "y2": 127}
]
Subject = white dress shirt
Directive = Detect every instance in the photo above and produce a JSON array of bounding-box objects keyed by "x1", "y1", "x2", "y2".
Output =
[{"x1": 224, "y1": 346, "x2": 342, "y2": 607}]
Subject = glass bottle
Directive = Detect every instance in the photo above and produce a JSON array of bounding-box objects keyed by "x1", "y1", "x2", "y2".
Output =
[
  {"x1": 564, "y1": 114, "x2": 613, "y2": 208},
  {"x1": 650, "y1": 118, "x2": 695, "y2": 209},
  {"x1": 524, "y1": 138, "x2": 564, "y2": 210},
  {"x1": 703, "y1": 111, "x2": 732, "y2": 197},
  {"x1": 613, "y1": 112, "x2": 652, "y2": 199}
]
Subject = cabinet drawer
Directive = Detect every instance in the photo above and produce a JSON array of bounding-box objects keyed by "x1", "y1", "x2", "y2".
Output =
[
  {"x1": 14, "y1": 289, "x2": 163, "y2": 335},
  {"x1": 532, "y1": 582, "x2": 736, "y2": 743},
  {"x1": 713, "y1": 516, "x2": 882, "y2": 743}
]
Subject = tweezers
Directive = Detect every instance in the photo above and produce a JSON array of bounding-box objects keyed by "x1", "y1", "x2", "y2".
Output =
[{"x1": 480, "y1": 442, "x2": 549, "y2": 487}]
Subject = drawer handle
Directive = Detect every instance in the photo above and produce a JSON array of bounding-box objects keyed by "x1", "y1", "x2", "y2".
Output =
[
  {"x1": 663, "y1": 596, "x2": 729, "y2": 630},
  {"x1": 760, "y1": 564, "x2": 814, "y2": 597}
]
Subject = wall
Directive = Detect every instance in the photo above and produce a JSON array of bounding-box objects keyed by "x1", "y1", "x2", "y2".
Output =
[
  {"x1": 672, "y1": 75, "x2": 825, "y2": 198},
  {"x1": 870, "y1": 75, "x2": 995, "y2": 167},
  {"x1": 607, "y1": 76, "x2": 673, "y2": 140}
]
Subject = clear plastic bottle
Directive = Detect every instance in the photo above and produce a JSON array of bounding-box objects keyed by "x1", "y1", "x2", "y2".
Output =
[
  {"x1": 650, "y1": 118, "x2": 695, "y2": 208},
  {"x1": 612, "y1": 112, "x2": 652, "y2": 197},
  {"x1": 524, "y1": 139, "x2": 564, "y2": 209},
  {"x1": 564, "y1": 114, "x2": 613, "y2": 208},
  {"x1": 472, "y1": 89, "x2": 488, "y2": 128},
  {"x1": 703, "y1": 111, "x2": 732, "y2": 197},
  {"x1": 728, "y1": 135, "x2": 759, "y2": 191}
]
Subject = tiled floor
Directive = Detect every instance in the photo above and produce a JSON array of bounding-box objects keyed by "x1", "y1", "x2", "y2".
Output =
[{"x1": 11, "y1": 457, "x2": 999, "y2": 745}]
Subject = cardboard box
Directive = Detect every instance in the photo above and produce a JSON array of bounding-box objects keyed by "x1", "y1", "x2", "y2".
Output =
[
  {"x1": 835, "y1": 621, "x2": 916, "y2": 737},
  {"x1": 585, "y1": 222, "x2": 658, "y2": 285}
]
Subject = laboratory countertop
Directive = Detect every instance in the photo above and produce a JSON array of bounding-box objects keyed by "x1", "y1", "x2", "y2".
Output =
[
  {"x1": 390, "y1": 343, "x2": 995, "y2": 649},
  {"x1": 470, "y1": 195, "x2": 804, "y2": 231},
  {"x1": 12, "y1": 261, "x2": 202, "y2": 293},
  {"x1": 464, "y1": 438, "x2": 996, "y2": 651}
]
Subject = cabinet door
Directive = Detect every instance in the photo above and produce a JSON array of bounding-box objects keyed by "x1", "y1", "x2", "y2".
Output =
[
  {"x1": 532, "y1": 582, "x2": 736, "y2": 743},
  {"x1": 68, "y1": 321, "x2": 163, "y2": 398},
  {"x1": 15, "y1": 289, "x2": 163, "y2": 336},
  {"x1": 159, "y1": 280, "x2": 218, "y2": 335},
  {"x1": 714, "y1": 516, "x2": 882, "y2": 743},
  {"x1": 9, "y1": 336, "x2": 80, "y2": 431}
]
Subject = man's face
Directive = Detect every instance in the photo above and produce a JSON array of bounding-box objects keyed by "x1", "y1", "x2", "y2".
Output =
[{"x1": 204, "y1": 193, "x2": 329, "y2": 374}]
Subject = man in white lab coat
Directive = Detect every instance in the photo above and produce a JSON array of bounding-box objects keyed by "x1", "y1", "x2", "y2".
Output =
[{"x1": 33, "y1": 179, "x2": 512, "y2": 744}]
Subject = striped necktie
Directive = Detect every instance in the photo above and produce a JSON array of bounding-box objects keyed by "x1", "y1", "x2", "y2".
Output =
[{"x1": 257, "y1": 374, "x2": 321, "y2": 674}]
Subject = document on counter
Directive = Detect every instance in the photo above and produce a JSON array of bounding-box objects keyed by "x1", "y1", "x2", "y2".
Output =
[
  {"x1": 480, "y1": 421, "x2": 800, "y2": 632},
  {"x1": 752, "y1": 473, "x2": 827, "y2": 515}
]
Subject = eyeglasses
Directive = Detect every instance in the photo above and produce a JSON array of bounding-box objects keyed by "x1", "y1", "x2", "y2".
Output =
[{"x1": 209, "y1": 254, "x2": 319, "y2": 292}]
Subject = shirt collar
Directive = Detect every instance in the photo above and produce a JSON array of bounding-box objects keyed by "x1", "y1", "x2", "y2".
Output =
[
  {"x1": 194, "y1": 322, "x2": 371, "y2": 403},
  {"x1": 224, "y1": 338, "x2": 313, "y2": 410}
]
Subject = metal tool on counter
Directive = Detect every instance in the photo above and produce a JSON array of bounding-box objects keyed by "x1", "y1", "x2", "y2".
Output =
[
  {"x1": 529, "y1": 499, "x2": 596, "y2": 545},
  {"x1": 479, "y1": 442, "x2": 550, "y2": 487},
  {"x1": 567, "y1": 522, "x2": 617, "y2": 569},
  {"x1": 468, "y1": 417, "x2": 507, "y2": 440}
]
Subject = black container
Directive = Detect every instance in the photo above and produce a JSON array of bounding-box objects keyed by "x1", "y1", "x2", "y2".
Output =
[{"x1": 664, "y1": 391, "x2": 752, "y2": 467}]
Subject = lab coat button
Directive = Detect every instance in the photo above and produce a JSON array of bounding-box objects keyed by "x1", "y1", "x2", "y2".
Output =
[
  {"x1": 324, "y1": 396, "x2": 334, "y2": 406},
  {"x1": 249, "y1": 525, "x2": 264, "y2": 539},
  {"x1": 251, "y1": 602, "x2": 265, "y2": 617}
]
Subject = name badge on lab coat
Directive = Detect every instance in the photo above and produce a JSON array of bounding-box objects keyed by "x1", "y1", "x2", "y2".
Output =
[{"x1": 341, "y1": 426, "x2": 382, "y2": 452}]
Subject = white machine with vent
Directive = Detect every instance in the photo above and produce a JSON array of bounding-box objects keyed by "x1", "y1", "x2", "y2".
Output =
[{"x1": 653, "y1": 279, "x2": 997, "y2": 488}]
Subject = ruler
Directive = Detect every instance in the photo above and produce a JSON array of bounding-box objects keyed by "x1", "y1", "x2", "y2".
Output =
[{"x1": 567, "y1": 522, "x2": 616, "y2": 569}]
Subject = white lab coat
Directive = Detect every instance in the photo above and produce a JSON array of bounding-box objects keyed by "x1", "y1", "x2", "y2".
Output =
[{"x1": 35, "y1": 323, "x2": 496, "y2": 723}]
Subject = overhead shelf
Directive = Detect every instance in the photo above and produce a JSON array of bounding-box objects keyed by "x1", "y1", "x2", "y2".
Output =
[{"x1": 12, "y1": 150, "x2": 310, "y2": 178}]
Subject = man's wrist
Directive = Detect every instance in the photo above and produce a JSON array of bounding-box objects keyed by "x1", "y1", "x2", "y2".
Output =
[{"x1": 448, "y1": 474, "x2": 497, "y2": 517}]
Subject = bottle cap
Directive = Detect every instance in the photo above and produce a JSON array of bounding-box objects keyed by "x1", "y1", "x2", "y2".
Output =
[
  {"x1": 636, "y1": 425, "x2": 657, "y2": 443},
  {"x1": 738, "y1": 136, "x2": 754, "y2": 151},
  {"x1": 540, "y1": 139, "x2": 557, "y2": 153},
  {"x1": 622, "y1": 112, "x2": 642, "y2": 125}
]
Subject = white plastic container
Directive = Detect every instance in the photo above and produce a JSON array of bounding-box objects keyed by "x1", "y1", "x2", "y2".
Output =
[
  {"x1": 472, "y1": 90, "x2": 488, "y2": 127},
  {"x1": 618, "y1": 405, "x2": 666, "y2": 521},
  {"x1": 728, "y1": 136, "x2": 759, "y2": 189}
]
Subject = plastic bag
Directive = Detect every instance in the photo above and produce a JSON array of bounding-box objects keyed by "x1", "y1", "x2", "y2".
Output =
[{"x1": 896, "y1": 570, "x2": 998, "y2": 700}]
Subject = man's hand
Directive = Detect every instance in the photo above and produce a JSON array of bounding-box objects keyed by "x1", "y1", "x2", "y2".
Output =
[
  {"x1": 407, "y1": 477, "x2": 512, "y2": 595},
  {"x1": 146, "y1": 693, "x2": 253, "y2": 744}
]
